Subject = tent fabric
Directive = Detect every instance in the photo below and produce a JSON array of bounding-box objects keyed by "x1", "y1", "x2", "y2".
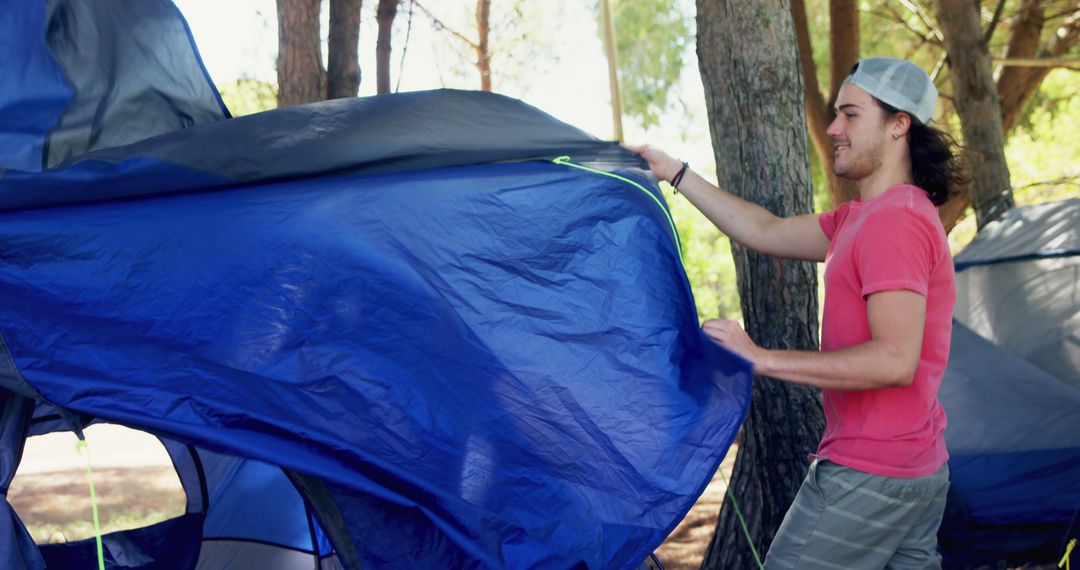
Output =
[
  {"x1": 0, "y1": 0, "x2": 226, "y2": 173},
  {"x1": 0, "y1": 0, "x2": 72, "y2": 173},
  {"x1": 199, "y1": 450, "x2": 319, "y2": 550},
  {"x1": 953, "y1": 198, "x2": 1080, "y2": 387},
  {"x1": 0, "y1": 156, "x2": 751, "y2": 569},
  {"x1": 0, "y1": 393, "x2": 44, "y2": 570},
  {"x1": 939, "y1": 199, "x2": 1080, "y2": 568},
  {"x1": 941, "y1": 322, "x2": 1080, "y2": 521},
  {"x1": 195, "y1": 541, "x2": 343, "y2": 570},
  {"x1": 943, "y1": 321, "x2": 1080, "y2": 455},
  {"x1": 953, "y1": 198, "x2": 1080, "y2": 270},
  {"x1": 0, "y1": 90, "x2": 632, "y2": 213},
  {"x1": 52, "y1": 0, "x2": 227, "y2": 169},
  {"x1": 38, "y1": 513, "x2": 204, "y2": 570},
  {"x1": 0, "y1": 1, "x2": 752, "y2": 566},
  {"x1": 954, "y1": 255, "x2": 1079, "y2": 387}
]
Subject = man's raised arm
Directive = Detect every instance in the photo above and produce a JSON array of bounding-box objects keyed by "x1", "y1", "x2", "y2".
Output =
[{"x1": 632, "y1": 145, "x2": 829, "y2": 262}]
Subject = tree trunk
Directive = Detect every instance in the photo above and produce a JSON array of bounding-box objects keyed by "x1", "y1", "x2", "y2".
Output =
[
  {"x1": 475, "y1": 0, "x2": 492, "y2": 91},
  {"x1": 938, "y1": 0, "x2": 1014, "y2": 229},
  {"x1": 791, "y1": 0, "x2": 859, "y2": 208},
  {"x1": 937, "y1": 8, "x2": 1079, "y2": 232},
  {"x1": 276, "y1": 0, "x2": 327, "y2": 107},
  {"x1": 828, "y1": 0, "x2": 859, "y2": 98},
  {"x1": 376, "y1": 0, "x2": 399, "y2": 94},
  {"x1": 600, "y1": 0, "x2": 624, "y2": 141},
  {"x1": 328, "y1": 0, "x2": 363, "y2": 99},
  {"x1": 696, "y1": 1, "x2": 826, "y2": 567},
  {"x1": 996, "y1": 0, "x2": 1045, "y2": 134}
]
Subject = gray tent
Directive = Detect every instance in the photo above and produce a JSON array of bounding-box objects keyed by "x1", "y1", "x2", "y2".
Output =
[
  {"x1": 938, "y1": 198, "x2": 1080, "y2": 568},
  {"x1": 954, "y1": 198, "x2": 1079, "y2": 387}
]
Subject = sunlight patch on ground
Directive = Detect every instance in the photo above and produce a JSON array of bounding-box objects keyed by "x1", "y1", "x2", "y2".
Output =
[{"x1": 9, "y1": 425, "x2": 186, "y2": 543}]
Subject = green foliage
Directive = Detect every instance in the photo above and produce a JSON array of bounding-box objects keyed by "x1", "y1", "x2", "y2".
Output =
[
  {"x1": 950, "y1": 69, "x2": 1080, "y2": 252},
  {"x1": 217, "y1": 78, "x2": 278, "y2": 116},
  {"x1": 1005, "y1": 69, "x2": 1080, "y2": 206},
  {"x1": 666, "y1": 187, "x2": 742, "y2": 322},
  {"x1": 803, "y1": 0, "x2": 832, "y2": 91},
  {"x1": 611, "y1": 0, "x2": 689, "y2": 128}
]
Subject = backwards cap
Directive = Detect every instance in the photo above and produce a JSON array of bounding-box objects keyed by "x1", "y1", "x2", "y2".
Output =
[{"x1": 844, "y1": 57, "x2": 937, "y2": 124}]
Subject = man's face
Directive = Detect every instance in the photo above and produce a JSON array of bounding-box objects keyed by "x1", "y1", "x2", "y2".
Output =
[{"x1": 826, "y1": 84, "x2": 890, "y2": 181}]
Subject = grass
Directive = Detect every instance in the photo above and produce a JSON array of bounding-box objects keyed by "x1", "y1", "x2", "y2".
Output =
[{"x1": 9, "y1": 465, "x2": 185, "y2": 544}]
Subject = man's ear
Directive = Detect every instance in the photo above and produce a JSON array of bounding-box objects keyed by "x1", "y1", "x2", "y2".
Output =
[{"x1": 893, "y1": 112, "x2": 913, "y2": 139}]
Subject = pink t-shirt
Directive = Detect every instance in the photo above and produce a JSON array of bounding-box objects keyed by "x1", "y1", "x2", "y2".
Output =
[{"x1": 816, "y1": 184, "x2": 955, "y2": 478}]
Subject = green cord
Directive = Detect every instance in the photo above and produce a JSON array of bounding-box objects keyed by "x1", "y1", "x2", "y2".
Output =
[
  {"x1": 717, "y1": 467, "x2": 765, "y2": 570},
  {"x1": 76, "y1": 438, "x2": 106, "y2": 570},
  {"x1": 551, "y1": 156, "x2": 683, "y2": 259}
]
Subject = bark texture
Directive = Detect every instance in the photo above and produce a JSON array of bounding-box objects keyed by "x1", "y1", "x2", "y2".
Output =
[
  {"x1": 376, "y1": 0, "x2": 399, "y2": 94},
  {"x1": 276, "y1": 0, "x2": 328, "y2": 106},
  {"x1": 475, "y1": 0, "x2": 491, "y2": 91},
  {"x1": 327, "y1": 0, "x2": 363, "y2": 99},
  {"x1": 938, "y1": 0, "x2": 1015, "y2": 228}
]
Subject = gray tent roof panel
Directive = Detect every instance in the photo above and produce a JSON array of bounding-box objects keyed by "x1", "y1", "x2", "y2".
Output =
[
  {"x1": 955, "y1": 198, "x2": 1080, "y2": 271},
  {"x1": 43, "y1": 0, "x2": 230, "y2": 168},
  {"x1": 942, "y1": 321, "x2": 1080, "y2": 455},
  {"x1": 0, "y1": 89, "x2": 640, "y2": 212},
  {"x1": 114, "y1": 88, "x2": 634, "y2": 181}
]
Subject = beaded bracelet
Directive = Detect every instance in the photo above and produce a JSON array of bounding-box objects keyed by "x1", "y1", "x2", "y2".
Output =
[{"x1": 670, "y1": 161, "x2": 689, "y2": 193}]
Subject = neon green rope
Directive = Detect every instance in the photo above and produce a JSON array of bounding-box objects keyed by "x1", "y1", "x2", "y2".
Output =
[
  {"x1": 551, "y1": 156, "x2": 683, "y2": 259},
  {"x1": 717, "y1": 467, "x2": 765, "y2": 570},
  {"x1": 76, "y1": 438, "x2": 106, "y2": 570}
]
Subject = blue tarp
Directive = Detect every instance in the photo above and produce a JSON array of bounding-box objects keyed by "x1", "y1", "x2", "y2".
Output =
[
  {"x1": 0, "y1": 156, "x2": 751, "y2": 568},
  {"x1": 0, "y1": 0, "x2": 752, "y2": 567}
]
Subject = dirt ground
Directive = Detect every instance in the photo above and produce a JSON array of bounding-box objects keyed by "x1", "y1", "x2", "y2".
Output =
[{"x1": 653, "y1": 451, "x2": 737, "y2": 569}]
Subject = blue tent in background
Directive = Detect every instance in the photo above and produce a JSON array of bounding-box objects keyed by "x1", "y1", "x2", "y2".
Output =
[
  {"x1": 0, "y1": 1, "x2": 752, "y2": 569},
  {"x1": 939, "y1": 199, "x2": 1080, "y2": 568}
]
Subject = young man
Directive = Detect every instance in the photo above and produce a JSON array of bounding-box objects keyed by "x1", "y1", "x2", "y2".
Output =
[{"x1": 637, "y1": 57, "x2": 967, "y2": 569}]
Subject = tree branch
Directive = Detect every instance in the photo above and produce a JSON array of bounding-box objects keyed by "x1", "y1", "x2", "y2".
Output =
[
  {"x1": 868, "y1": 5, "x2": 943, "y2": 46},
  {"x1": 983, "y1": 0, "x2": 1007, "y2": 44},
  {"x1": 999, "y1": 10, "x2": 1080, "y2": 132},
  {"x1": 395, "y1": 0, "x2": 415, "y2": 92},
  {"x1": 994, "y1": 57, "x2": 1080, "y2": 67},
  {"x1": 829, "y1": 0, "x2": 860, "y2": 97},
  {"x1": 930, "y1": 51, "x2": 948, "y2": 81},
  {"x1": 412, "y1": 0, "x2": 478, "y2": 50},
  {"x1": 1044, "y1": 6, "x2": 1080, "y2": 22},
  {"x1": 896, "y1": 0, "x2": 944, "y2": 42},
  {"x1": 1016, "y1": 176, "x2": 1080, "y2": 190}
]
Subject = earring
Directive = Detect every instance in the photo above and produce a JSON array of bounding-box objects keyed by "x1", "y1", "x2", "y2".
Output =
[{"x1": 892, "y1": 133, "x2": 900, "y2": 140}]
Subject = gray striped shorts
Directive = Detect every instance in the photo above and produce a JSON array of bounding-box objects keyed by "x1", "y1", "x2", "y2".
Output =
[{"x1": 764, "y1": 459, "x2": 950, "y2": 570}]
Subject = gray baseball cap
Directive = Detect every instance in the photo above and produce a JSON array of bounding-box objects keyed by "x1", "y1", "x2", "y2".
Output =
[{"x1": 844, "y1": 57, "x2": 937, "y2": 124}]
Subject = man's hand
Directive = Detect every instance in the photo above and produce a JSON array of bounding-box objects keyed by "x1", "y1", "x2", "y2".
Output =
[
  {"x1": 624, "y1": 144, "x2": 681, "y2": 183},
  {"x1": 702, "y1": 318, "x2": 766, "y2": 369}
]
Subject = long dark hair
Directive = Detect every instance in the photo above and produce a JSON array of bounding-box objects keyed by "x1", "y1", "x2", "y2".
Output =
[{"x1": 876, "y1": 100, "x2": 973, "y2": 206}]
